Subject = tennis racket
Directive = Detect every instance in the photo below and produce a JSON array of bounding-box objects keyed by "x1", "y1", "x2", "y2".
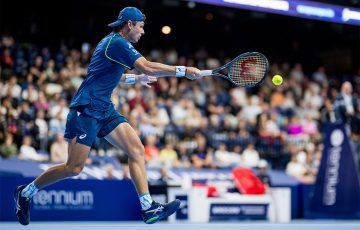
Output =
[{"x1": 199, "y1": 52, "x2": 269, "y2": 88}]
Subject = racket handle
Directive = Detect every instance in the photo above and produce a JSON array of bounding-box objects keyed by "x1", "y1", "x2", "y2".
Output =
[{"x1": 199, "y1": 70, "x2": 213, "y2": 77}]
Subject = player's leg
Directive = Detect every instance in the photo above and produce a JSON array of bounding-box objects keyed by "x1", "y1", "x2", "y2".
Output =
[
  {"x1": 105, "y1": 122, "x2": 149, "y2": 195},
  {"x1": 104, "y1": 122, "x2": 180, "y2": 224},
  {"x1": 34, "y1": 138, "x2": 90, "y2": 188},
  {"x1": 14, "y1": 138, "x2": 90, "y2": 225},
  {"x1": 15, "y1": 109, "x2": 96, "y2": 225}
]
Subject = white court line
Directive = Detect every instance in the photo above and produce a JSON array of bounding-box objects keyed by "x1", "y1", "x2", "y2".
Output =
[{"x1": 1, "y1": 222, "x2": 360, "y2": 230}]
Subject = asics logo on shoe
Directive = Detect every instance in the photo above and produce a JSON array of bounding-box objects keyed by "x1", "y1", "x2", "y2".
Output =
[
  {"x1": 79, "y1": 134, "x2": 87, "y2": 139},
  {"x1": 146, "y1": 206, "x2": 164, "y2": 215}
]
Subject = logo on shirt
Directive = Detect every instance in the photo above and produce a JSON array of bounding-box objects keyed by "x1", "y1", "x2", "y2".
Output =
[
  {"x1": 132, "y1": 49, "x2": 139, "y2": 55},
  {"x1": 79, "y1": 134, "x2": 87, "y2": 139},
  {"x1": 128, "y1": 43, "x2": 139, "y2": 55}
]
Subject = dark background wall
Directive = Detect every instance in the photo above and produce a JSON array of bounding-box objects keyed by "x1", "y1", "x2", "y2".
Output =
[{"x1": 0, "y1": 0, "x2": 359, "y2": 74}]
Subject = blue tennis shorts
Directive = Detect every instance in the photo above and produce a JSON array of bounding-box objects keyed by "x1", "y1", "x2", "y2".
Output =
[{"x1": 64, "y1": 103, "x2": 127, "y2": 147}]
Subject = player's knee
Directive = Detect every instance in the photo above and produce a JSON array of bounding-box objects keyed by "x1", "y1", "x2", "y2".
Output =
[
  {"x1": 65, "y1": 164, "x2": 84, "y2": 177},
  {"x1": 128, "y1": 145, "x2": 145, "y2": 162}
]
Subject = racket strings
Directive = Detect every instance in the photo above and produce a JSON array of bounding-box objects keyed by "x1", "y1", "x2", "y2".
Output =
[{"x1": 229, "y1": 54, "x2": 268, "y2": 87}]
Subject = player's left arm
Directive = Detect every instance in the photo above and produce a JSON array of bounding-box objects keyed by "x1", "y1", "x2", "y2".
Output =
[{"x1": 119, "y1": 73, "x2": 157, "y2": 88}]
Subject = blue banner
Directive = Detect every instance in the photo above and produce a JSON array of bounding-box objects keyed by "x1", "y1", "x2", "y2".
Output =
[
  {"x1": 308, "y1": 123, "x2": 360, "y2": 218},
  {"x1": 0, "y1": 177, "x2": 142, "y2": 221}
]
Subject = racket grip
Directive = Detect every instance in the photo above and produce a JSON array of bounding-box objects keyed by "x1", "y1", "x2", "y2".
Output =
[{"x1": 199, "y1": 70, "x2": 213, "y2": 77}]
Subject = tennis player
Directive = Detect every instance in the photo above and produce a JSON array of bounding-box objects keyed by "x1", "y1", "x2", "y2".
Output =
[{"x1": 15, "y1": 6, "x2": 201, "y2": 225}]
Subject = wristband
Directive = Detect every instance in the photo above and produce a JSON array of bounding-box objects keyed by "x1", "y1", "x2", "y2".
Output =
[
  {"x1": 175, "y1": 66, "x2": 186, "y2": 77},
  {"x1": 124, "y1": 74, "x2": 136, "y2": 84}
]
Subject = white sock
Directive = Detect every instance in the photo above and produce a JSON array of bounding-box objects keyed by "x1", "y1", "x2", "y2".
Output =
[
  {"x1": 21, "y1": 181, "x2": 39, "y2": 198},
  {"x1": 139, "y1": 193, "x2": 153, "y2": 210}
]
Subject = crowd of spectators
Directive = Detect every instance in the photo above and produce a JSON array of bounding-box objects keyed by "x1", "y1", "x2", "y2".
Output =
[{"x1": 0, "y1": 35, "x2": 359, "y2": 183}]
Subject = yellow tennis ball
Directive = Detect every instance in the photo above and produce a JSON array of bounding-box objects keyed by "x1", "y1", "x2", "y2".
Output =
[{"x1": 272, "y1": 75, "x2": 283, "y2": 86}]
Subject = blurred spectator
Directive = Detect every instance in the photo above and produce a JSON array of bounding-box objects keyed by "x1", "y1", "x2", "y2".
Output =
[
  {"x1": 281, "y1": 90, "x2": 296, "y2": 115},
  {"x1": 302, "y1": 115, "x2": 318, "y2": 136},
  {"x1": 171, "y1": 98, "x2": 187, "y2": 126},
  {"x1": 334, "y1": 81, "x2": 359, "y2": 134},
  {"x1": 159, "y1": 142, "x2": 178, "y2": 167},
  {"x1": 35, "y1": 109, "x2": 48, "y2": 151},
  {"x1": 49, "y1": 98, "x2": 69, "y2": 121},
  {"x1": 128, "y1": 88, "x2": 147, "y2": 111},
  {"x1": 305, "y1": 143, "x2": 320, "y2": 177},
  {"x1": 1, "y1": 75, "x2": 21, "y2": 105},
  {"x1": 44, "y1": 59, "x2": 56, "y2": 81},
  {"x1": 290, "y1": 63, "x2": 304, "y2": 83},
  {"x1": 192, "y1": 84, "x2": 207, "y2": 108},
  {"x1": 229, "y1": 87, "x2": 247, "y2": 107},
  {"x1": 147, "y1": 99, "x2": 170, "y2": 135},
  {"x1": 18, "y1": 101, "x2": 37, "y2": 138},
  {"x1": 139, "y1": 114, "x2": 160, "y2": 137},
  {"x1": 257, "y1": 159, "x2": 272, "y2": 188},
  {"x1": 144, "y1": 135, "x2": 160, "y2": 164},
  {"x1": 158, "y1": 165, "x2": 170, "y2": 185},
  {"x1": 214, "y1": 142, "x2": 242, "y2": 169},
  {"x1": 0, "y1": 133, "x2": 18, "y2": 159},
  {"x1": 286, "y1": 153, "x2": 307, "y2": 178},
  {"x1": 242, "y1": 143, "x2": 260, "y2": 168},
  {"x1": 320, "y1": 98, "x2": 336, "y2": 126},
  {"x1": 50, "y1": 133, "x2": 68, "y2": 163},
  {"x1": 312, "y1": 66, "x2": 328, "y2": 85},
  {"x1": 191, "y1": 133, "x2": 215, "y2": 168},
  {"x1": 18, "y1": 101, "x2": 33, "y2": 123},
  {"x1": 34, "y1": 91, "x2": 49, "y2": 113},
  {"x1": 48, "y1": 112, "x2": 66, "y2": 141},
  {"x1": 206, "y1": 93, "x2": 225, "y2": 115},
  {"x1": 304, "y1": 82, "x2": 323, "y2": 112},
  {"x1": 18, "y1": 136, "x2": 48, "y2": 161},
  {"x1": 0, "y1": 96, "x2": 16, "y2": 119},
  {"x1": 264, "y1": 112, "x2": 281, "y2": 138},
  {"x1": 105, "y1": 164, "x2": 114, "y2": 180},
  {"x1": 287, "y1": 115, "x2": 309, "y2": 149},
  {"x1": 175, "y1": 141, "x2": 191, "y2": 168},
  {"x1": 243, "y1": 95, "x2": 262, "y2": 121},
  {"x1": 270, "y1": 88, "x2": 285, "y2": 108},
  {"x1": 0, "y1": 48, "x2": 14, "y2": 79}
]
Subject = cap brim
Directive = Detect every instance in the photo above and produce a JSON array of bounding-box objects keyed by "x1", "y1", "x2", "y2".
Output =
[{"x1": 108, "y1": 20, "x2": 124, "y2": 28}]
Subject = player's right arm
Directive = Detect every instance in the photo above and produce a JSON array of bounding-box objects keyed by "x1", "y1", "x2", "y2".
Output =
[{"x1": 134, "y1": 57, "x2": 201, "y2": 80}]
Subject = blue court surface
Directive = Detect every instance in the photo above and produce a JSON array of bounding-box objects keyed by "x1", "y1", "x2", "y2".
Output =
[{"x1": 1, "y1": 221, "x2": 360, "y2": 230}]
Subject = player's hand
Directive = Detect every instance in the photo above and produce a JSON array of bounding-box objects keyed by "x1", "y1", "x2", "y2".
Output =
[
  {"x1": 185, "y1": 67, "x2": 202, "y2": 80},
  {"x1": 137, "y1": 74, "x2": 157, "y2": 88}
]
